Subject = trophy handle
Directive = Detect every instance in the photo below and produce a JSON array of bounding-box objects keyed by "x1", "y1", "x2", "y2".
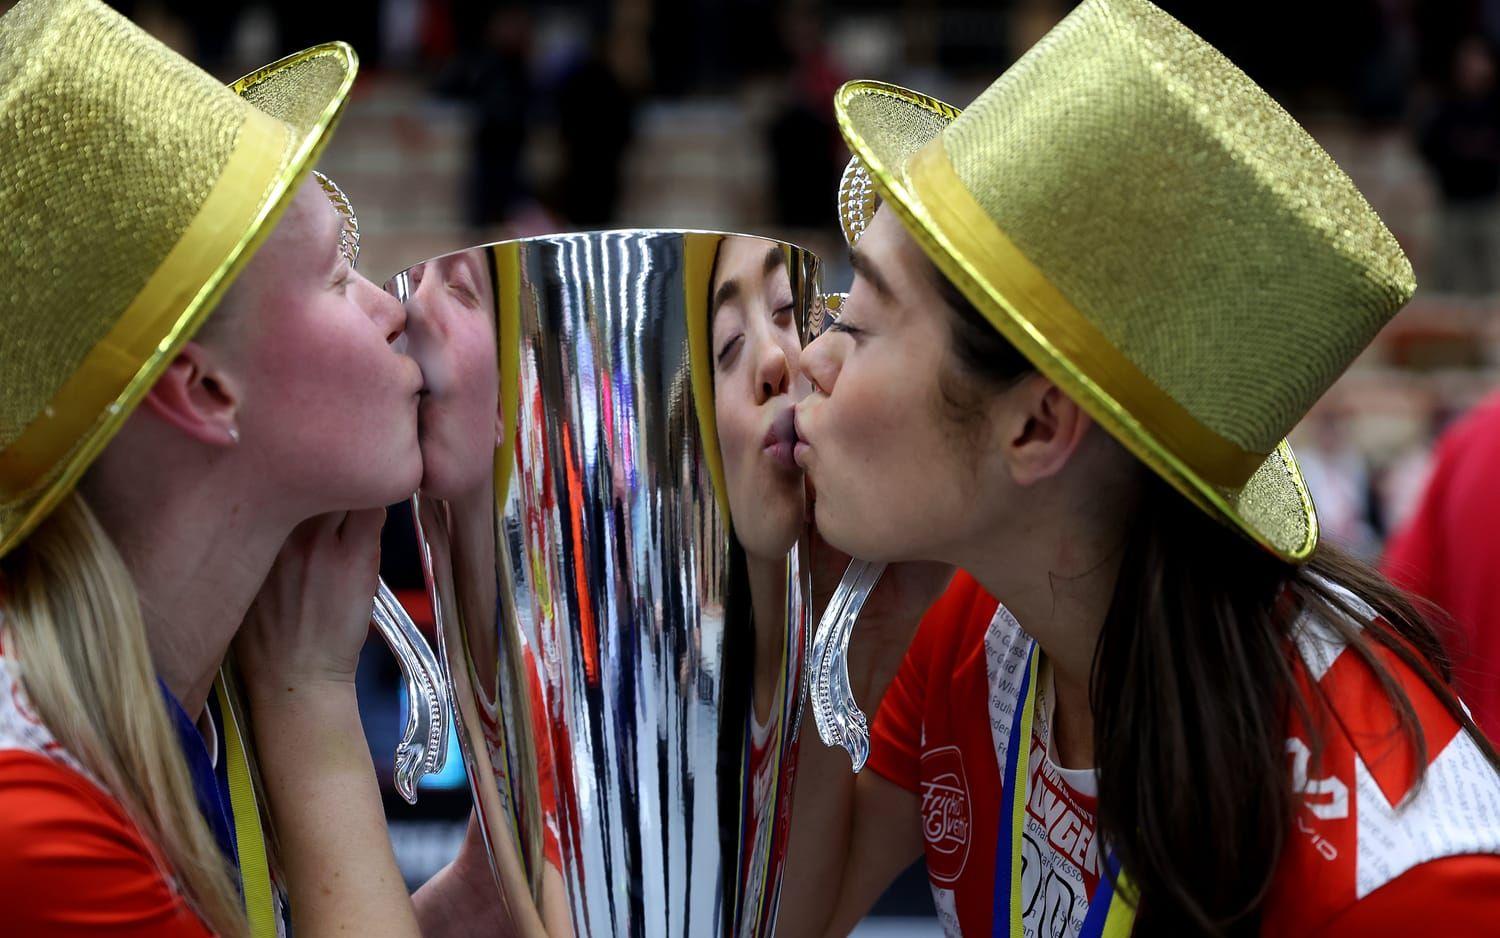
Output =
[
  {"x1": 808, "y1": 558, "x2": 886, "y2": 772},
  {"x1": 371, "y1": 578, "x2": 452, "y2": 804}
]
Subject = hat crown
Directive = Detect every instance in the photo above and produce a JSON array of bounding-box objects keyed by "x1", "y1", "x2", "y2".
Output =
[
  {"x1": 930, "y1": 0, "x2": 1413, "y2": 456},
  {"x1": 0, "y1": 0, "x2": 269, "y2": 453}
]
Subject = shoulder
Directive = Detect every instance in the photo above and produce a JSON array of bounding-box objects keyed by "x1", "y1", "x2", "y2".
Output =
[
  {"x1": 0, "y1": 747, "x2": 142, "y2": 852},
  {"x1": 0, "y1": 639, "x2": 95, "y2": 779},
  {"x1": 1315, "y1": 855, "x2": 1500, "y2": 935},
  {"x1": 0, "y1": 647, "x2": 211, "y2": 935},
  {"x1": 1269, "y1": 587, "x2": 1500, "y2": 930},
  {"x1": 0, "y1": 750, "x2": 209, "y2": 934}
]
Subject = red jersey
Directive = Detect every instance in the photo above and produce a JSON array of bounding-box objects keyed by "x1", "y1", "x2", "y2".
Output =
[
  {"x1": 0, "y1": 634, "x2": 213, "y2": 936},
  {"x1": 868, "y1": 573, "x2": 1500, "y2": 936},
  {"x1": 1383, "y1": 391, "x2": 1500, "y2": 742}
]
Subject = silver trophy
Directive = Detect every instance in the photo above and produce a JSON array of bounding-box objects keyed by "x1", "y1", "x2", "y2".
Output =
[{"x1": 386, "y1": 231, "x2": 826, "y2": 936}]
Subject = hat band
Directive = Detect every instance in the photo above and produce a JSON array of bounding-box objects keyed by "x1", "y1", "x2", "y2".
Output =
[
  {"x1": 0, "y1": 109, "x2": 291, "y2": 500},
  {"x1": 905, "y1": 138, "x2": 1266, "y2": 489}
]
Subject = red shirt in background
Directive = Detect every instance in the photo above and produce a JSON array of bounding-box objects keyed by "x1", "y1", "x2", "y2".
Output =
[{"x1": 1383, "y1": 392, "x2": 1500, "y2": 743}]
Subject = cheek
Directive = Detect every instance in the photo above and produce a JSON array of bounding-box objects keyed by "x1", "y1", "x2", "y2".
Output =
[
  {"x1": 825, "y1": 353, "x2": 915, "y2": 446},
  {"x1": 263, "y1": 310, "x2": 375, "y2": 404},
  {"x1": 248, "y1": 299, "x2": 407, "y2": 451},
  {"x1": 816, "y1": 355, "x2": 963, "y2": 537},
  {"x1": 420, "y1": 326, "x2": 502, "y2": 495},
  {"x1": 714, "y1": 376, "x2": 756, "y2": 467},
  {"x1": 448, "y1": 344, "x2": 501, "y2": 450}
]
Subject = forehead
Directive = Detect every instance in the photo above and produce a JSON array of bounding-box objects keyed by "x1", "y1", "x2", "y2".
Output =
[
  {"x1": 862, "y1": 208, "x2": 939, "y2": 291},
  {"x1": 224, "y1": 176, "x2": 338, "y2": 301},
  {"x1": 253, "y1": 176, "x2": 342, "y2": 275},
  {"x1": 714, "y1": 237, "x2": 785, "y2": 291},
  {"x1": 864, "y1": 207, "x2": 919, "y2": 261},
  {"x1": 435, "y1": 249, "x2": 490, "y2": 287}
]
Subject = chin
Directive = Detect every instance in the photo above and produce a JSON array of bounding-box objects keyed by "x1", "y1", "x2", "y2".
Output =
[
  {"x1": 738, "y1": 528, "x2": 802, "y2": 565},
  {"x1": 815, "y1": 504, "x2": 898, "y2": 564},
  {"x1": 751, "y1": 523, "x2": 807, "y2": 564},
  {"x1": 369, "y1": 451, "x2": 424, "y2": 505}
]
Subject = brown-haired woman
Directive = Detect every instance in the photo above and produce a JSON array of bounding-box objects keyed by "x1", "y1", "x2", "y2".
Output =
[{"x1": 778, "y1": 1, "x2": 1500, "y2": 935}]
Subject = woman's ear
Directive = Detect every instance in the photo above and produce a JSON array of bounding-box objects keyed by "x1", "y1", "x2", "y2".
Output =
[
  {"x1": 1002, "y1": 376, "x2": 1092, "y2": 486},
  {"x1": 140, "y1": 341, "x2": 243, "y2": 447}
]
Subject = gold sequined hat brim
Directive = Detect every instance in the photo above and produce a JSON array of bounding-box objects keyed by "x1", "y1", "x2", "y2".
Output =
[
  {"x1": 0, "y1": 29, "x2": 357, "y2": 559},
  {"x1": 834, "y1": 79, "x2": 1320, "y2": 563}
]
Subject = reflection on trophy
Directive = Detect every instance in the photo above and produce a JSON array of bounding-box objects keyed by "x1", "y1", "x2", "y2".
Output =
[{"x1": 387, "y1": 231, "x2": 825, "y2": 936}]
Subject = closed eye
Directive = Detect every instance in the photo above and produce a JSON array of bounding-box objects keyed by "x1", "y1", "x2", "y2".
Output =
[
  {"x1": 716, "y1": 334, "x2": 744, "y2": 365},
  {"x1": 447, "y1": 281, "x2": 480, "y2": 309}
]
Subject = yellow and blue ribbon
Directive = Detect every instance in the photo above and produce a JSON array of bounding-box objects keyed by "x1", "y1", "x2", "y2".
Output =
[{"x1": 991, "y1": 643, "x2": 1135, "y2": 937}]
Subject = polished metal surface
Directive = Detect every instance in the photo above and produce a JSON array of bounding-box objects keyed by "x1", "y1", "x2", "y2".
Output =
[{"x1": 388, "y1": 231, "x2": 823, "y2": 936}]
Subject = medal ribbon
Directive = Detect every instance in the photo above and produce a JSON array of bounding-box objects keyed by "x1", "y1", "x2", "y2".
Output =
[
  {"x1": 214, "y1": 670, "x2": 279, "y2": 938},
  {"x1": 991, "y1": 642, "x2": 1136, "y2": 937}
]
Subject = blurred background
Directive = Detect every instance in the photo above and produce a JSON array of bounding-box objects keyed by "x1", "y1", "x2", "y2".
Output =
[{"x1": 61, "y1": 0, "x2": 1500, "y2": 929}]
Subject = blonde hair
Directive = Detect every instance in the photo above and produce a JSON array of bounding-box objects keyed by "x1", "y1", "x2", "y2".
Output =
[{"x1": 1, "y1": 491, "x2": 247, "y2": 937}]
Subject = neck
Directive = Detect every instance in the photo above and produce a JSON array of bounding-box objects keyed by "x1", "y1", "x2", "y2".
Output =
[
  {"x1": 87, "y1": 472, "x2": 299, "y2": 720},
  {"x1": 449, "y1": 486, "x2": 500, "y2": 688},
  {"x1": 965, "y1": 511, "x2": 1125, "y2": 770},
  {"x1": 746, "y1": 555, "x2": 789, "y2": 724}
]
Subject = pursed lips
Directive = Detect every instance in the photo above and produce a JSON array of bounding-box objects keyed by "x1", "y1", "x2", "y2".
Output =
[
  {"x1": 763, "y1": 407, "x2": 799, "y2": 472},
  {"x1": 792, "y1": 406, "x2": 812, "y2": 468}
]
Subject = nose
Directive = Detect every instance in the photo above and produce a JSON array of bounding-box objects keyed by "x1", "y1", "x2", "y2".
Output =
[
  {"x1": 800, "y1": 330, "x2": 839, "y2": 396},
  {"x1": 754, "y1": 340, "x2": 791, "y2": 405},
  {"x1": 358, "y1": 274, "x2": 409, "y2": 345}
]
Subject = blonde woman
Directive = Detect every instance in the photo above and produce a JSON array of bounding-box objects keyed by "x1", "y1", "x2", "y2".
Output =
[{"x1": 0, "y1": 1, "x2": 498, "y2": 935}]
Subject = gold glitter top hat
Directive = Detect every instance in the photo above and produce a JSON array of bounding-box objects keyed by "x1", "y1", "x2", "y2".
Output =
[
  {"x1": 834, "y1": 0, "x2": 1415, "y2": 563},
  {"x1": 0, "y1": 0, "x2": 357, "y2": 558}
]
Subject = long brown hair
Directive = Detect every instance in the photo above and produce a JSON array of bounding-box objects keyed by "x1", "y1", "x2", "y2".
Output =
[{"x1": 933, "y1": 269, "x2": 1500, "y2": 934}]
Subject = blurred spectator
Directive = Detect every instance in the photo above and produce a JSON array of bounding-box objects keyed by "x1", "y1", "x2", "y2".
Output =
[
  {"x1": 1417, "y1": 35, "x2": 1500, "y2": 294},
  {"x1": 550, "y1": 29, "x2": 638, "y2": 227},
  {"x1": 1295, "y1": 409, "x2": 1383, "y2": 561},
  {"x1": 1383, "y1": 391, "x2": 1500, "y2": 743},
  {"x1": 435, "y1": 5, "x2": 537, "y2": 230},
  {"x1": 766, "y1": 3, "x2": 844, "y2": 230}
]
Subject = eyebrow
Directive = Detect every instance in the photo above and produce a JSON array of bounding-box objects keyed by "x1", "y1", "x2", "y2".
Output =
[
  {"x1": 848, "y1": 248, "x2": 893, "y2": 299},
  {"x1": 712, "y1": 246, "x2": 787, "y2": 315},
  {"x1": 711, "y1": 278, "x2": 740, "y2": 315}
]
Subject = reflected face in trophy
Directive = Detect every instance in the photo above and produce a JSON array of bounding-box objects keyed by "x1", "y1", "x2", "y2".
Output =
[
  {"x1": 710, "y1": 236, "x2": 809, "y2": 560},
  {"x1": 402, "y1": 251, "x2": 502, "y2": 500}
]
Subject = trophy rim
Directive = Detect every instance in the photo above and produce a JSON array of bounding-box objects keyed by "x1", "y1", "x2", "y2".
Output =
[{"x1": 380, "y1": 228, "x2": 824, "y2": 289}]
